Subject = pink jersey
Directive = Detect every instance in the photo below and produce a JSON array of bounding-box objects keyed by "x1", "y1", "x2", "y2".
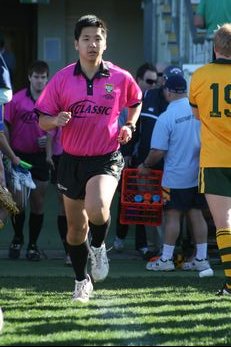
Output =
[
  {"x1": 4, "y1": 88, "x2": 48, "y2": 153},
  {"x1": 35, "y1": 61, "x2": 142, "y2": 156}
]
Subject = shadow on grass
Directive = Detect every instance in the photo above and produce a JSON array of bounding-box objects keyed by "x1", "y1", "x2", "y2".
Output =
[{"x1": 1, "y1": 276, "x2": 231, "y2": 346}]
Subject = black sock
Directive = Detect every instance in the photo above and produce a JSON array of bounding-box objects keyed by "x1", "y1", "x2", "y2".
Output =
[
  {"x1": 57, "y1": 215, "x2": 68, "y2": 254},
  {"x1": 89, "y1": 216, "x2": 111, "y2": 248},
  {"x1": 28, "y1": 213, "x2": 44, "y2": 246},
  {"x1": 67, "y1": 241, "x2": 89, "y2": 281},
  {"x1": 135, "y1": 224, "x2": 147, "y2": 250},
  {"x1": 11, "y1": 212, "x2": 25, "y2": 242}
]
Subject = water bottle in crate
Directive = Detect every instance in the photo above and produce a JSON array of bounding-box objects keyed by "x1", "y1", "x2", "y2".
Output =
[{"x1": 120, "y1": 168, "x2": 163, "y2": 226}]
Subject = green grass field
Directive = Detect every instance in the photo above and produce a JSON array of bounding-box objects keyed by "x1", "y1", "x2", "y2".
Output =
[
  {"x1": 0, "y1": 185, "x2": 230, "y2": 345},
  {"x1": 0, "y1": 258, "x2": 231, "y2": 346}
]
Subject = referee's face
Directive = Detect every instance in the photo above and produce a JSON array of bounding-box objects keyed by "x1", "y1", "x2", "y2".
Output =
[{"x1": 75, "y1": 26, "x2": 107, "y2": 63}]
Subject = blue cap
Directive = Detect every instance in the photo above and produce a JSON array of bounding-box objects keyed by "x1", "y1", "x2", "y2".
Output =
[{"x1": 163, "y1": 65, "x2": 184, "y2": 80}]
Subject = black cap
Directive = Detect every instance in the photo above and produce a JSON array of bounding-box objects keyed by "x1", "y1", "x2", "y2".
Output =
[{"x1": 164, "y1": 75, "x2": 187, "y2": 94}]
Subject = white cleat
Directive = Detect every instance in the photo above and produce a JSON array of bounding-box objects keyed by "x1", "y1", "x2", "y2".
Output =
[
  {"x1": 73, "y1": 274, "x2": 93, "y2": 303},
  {"x1": 90, "y1": 243, "x2": 109, "y2": 282}
]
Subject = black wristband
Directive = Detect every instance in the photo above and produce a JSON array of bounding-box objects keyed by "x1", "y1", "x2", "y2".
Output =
[{"x1": 125, "y1": 122, "x2": 136, "y2": 132}]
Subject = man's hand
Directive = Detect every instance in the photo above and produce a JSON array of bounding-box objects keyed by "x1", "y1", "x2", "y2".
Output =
[
  {"x1": 56, "y1": 112, "x2": 72, "y2": 127},
  {"x1": 11, "y1": 156, "x2": 21, "y2": 167},
  {"x1": 118, "y1": 125, "x2": 132, "y2": 144},
  {"x1": 137, "y1": 163, "x2": 153, "y2": 176}
]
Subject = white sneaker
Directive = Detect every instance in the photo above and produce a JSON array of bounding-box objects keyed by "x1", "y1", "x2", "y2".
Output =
[
  {"x1": 146, "y1": 257, "x2": 175, "y2": 271},
  {"x1": 72, "y1": 274, "x2": 93, "y2": 303},
  {"x1": 11, "y1": 168, "x2": 22, "y2": 191},
  {"x1": 182, "y1": 257, "x2": 211, "y2": 271},
  {"x1": 19, "y1": 171, "x2": 36, "y2": 189},
  {"x1": 89, "y1": 243, "x2": 109, "y2": 282},
  {"x1": 113, "y1": 237, "x2": 124, "y2": 252}
]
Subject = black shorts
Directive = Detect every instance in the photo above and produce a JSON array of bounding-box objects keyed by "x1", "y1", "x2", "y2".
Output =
[
  {"x1": 57, "y1": 150, "x2": 124, "y2": 199},
  {"x1": 164, "y1": 186, "x2": 206, "y2": 212},
  {"x1": 14, "y1": 151, "x2": 50, "y2": 182}
]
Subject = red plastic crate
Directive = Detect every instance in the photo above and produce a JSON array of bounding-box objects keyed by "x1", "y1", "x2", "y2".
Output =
[{"x1": 120, "y1": 168, "x2": 163, "y2": 226}]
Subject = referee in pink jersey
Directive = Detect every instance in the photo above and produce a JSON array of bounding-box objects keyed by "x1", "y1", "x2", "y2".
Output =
[{"x1": 35, "y1": 14, "x2": 142, "y2": 303}]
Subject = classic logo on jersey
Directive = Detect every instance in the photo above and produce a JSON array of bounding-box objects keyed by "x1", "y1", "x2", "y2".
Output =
[
  {"x1": 105, "y1": 83, "x2": 113, "y2": 93},
  {"x1": 69, "y1": 100, "x2": 112, "y2": 117}
]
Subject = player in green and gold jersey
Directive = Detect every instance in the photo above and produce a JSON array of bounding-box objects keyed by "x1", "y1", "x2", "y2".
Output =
[{"x1": 189, "y1": 23, "x2": 231, "y2": 296}]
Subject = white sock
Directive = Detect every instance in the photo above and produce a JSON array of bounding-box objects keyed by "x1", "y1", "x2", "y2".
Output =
[
  {"x1": 196, "y1": 243, "x2": 207, "y2": 260},
  {"x1": 161, "y1": 244, "x2": 175, "y2": 261}
]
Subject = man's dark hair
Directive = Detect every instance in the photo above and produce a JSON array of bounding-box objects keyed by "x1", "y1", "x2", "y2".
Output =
[
  {"x1": 74, "y1": 14, "x2": 107, "y2": 40},
  {"x1": 136, "y1": 63, "x2": 157, "y2": 80},
  {"x1": 28, "y1": 60, "x2": 49, "y2": 77}
]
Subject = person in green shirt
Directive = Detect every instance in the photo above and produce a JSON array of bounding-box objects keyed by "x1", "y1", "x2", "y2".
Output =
[{"x1": 194, "y1": 0, "x2": 231, "y2": 37}]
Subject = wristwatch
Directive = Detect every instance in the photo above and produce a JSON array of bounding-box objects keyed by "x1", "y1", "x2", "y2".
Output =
[{"x1": 125, "y1": 122, "x2": 136, "y2": 132}]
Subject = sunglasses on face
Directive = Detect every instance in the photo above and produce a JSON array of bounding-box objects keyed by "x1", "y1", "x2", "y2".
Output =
[{"x1": 145, "y1": 78, "x2": 157, "y2": 85}]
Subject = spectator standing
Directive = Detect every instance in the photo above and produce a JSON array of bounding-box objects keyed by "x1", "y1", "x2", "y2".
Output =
[
  {"x1": 0, "y1": 34, "x2": 16, "y2": 87},
  {"x1": 4, "y1": 60, "x2": 50, "y2": 261},
  {"x1": 35, "y1": 14, "x2": 142, "y2": 303},
  {"x1": 189, "y1": 23, "x2": 231, "y2": 295},
  {"x1": 139, "y1": 75, "x2": 212, "y2": 274},
  {"x1": 132, "y1": 65, "x2": 184, "y2": 257},
  {"x1": 194, "y1": 0, "x2": 231, "y2": 60},
  {"x1": 0, "y1": 53, "x2": 20, "y2": 228},
  {"x1": 114, "y1": 62, "x2": 158, "y2": 258},
  {"x1": 0, "y1": 53, "x2": 20, "y2": 165},
  {"x1": 194, "y1": 0, "x2": 231, "y2": 37}
]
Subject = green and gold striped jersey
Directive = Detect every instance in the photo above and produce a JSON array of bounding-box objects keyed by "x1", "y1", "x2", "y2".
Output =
[{"x1": 189, "y1": 59, "x2": 231, "y2": 167}]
